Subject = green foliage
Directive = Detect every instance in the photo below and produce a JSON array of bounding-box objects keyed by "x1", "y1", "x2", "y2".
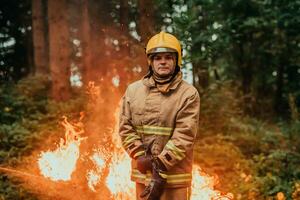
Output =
[
  {"x1": 0, "y1": 175, "x2": 37, "y2": 200},
  {"x1": 194, "y1": 79, "x2": 300, "y2": 199},
  {"x1": 0, "y1": 75, "x2": 86, "y2": 199},
  {"x1": 197, "y1": 81, "x2": 243, "y2": 137},
  {"x1": 166, "y1": 0, "x2": 300, "y2": 116},
  {"x1": 0, "y1": 75, "x2": 49, "y2": 124},
  {"x1": 254, "y1": 150, "x2": 300, "y2": 198}
]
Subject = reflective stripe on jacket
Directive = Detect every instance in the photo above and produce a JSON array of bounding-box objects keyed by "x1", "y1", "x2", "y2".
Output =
[{"x1": 119, "y1": 73, "x2": 200, "y2": 188}]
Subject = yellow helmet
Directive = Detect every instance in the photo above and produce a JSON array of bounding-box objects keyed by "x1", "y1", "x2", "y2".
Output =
[{"x1": 146, "y1": 31, "x2": 182, "y2": 67}]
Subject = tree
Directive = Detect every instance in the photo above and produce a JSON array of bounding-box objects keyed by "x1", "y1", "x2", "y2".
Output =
[
  {"x1": 120, "y1": 0, "x2": 129, "y2": 34},
  {"x1": 0, "y1": 0, "x2": 32, "y2": 82},
  {"x1": 137, "y1": 0, "x2": 157, "y2": 44},
  {"x1": 32, "y1": 0, "x2": 48, "y2": 75},
  {"x1": 80, "y1": 0, "x2": 92, "y2": 85},
  {"x1": 48, "y1": 0, "x2": 71, "y2": 101}
]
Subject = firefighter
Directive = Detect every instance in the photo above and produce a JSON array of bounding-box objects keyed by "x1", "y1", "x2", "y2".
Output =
[{"x1": 119, "y1": 31, "x2": 200, "y2": 200}]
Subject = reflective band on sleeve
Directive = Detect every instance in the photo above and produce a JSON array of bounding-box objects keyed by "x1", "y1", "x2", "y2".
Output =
[
  {"x1": 165, "y1": 140, "x2": 186, "y2": 160},
  {"x1": 136, "y1": 125, "x2": 173, "y2": 136},
  {"x1": 132, "y1": 169, "x2": 152, "y2": 184},
  {"x1": 122, "y1": 133, "x2": 141, "y2": 148},
  {"x1": 159, "y1": 172, "x2": 168, "y2": 179},
  {"x1": 133, "y1": 150, "x2": 145, "y2": 159},
  {"x1": 132, "y1": 170, "x2": 146, "y2": 179},
  {"x1": 132, "y1": 169, "x2": 192, "y2": 185}
]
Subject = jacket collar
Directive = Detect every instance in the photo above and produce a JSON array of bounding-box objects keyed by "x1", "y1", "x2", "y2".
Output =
[{"x1": 142, "y1": 71, "x2": 183, "y2": 92}]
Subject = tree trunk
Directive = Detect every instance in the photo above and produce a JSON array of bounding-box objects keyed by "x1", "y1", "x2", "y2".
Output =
[
  {"x1": 87, "y1": 0, "x2": 113, "y2": 81},
  {"x1": 119, "y1": 0, "x2": 130, "y2": 56},
  {"x1": 236, "y1": 41, "x2": 253, "y2": 114},
  {"x1": 48, "y1": 0, "x2": 71, "y2": 101},
  {"x1": 274, "y1": 59, "x2": 284, "y2": 114},
  {"x1": 191, "y1": 40, "x2": 209, "y2": 93},
  {"x1": 137, "y1": 0, "x2": 156, "y2": 44},
  {"x1": 32, "y1": 0, "x2": 49, "y2": 75},
  {"x1": 80, "y1": 0, "x2": 92, "y2": 85},
  {"x1": 190, "y1": 3, "x2": 209, "y2": 93},
  {"x1": 120, "y1": 0, "x2": 129, "y2": 34},
  {"x1": 191, "y1": 60, "x2": 209, "y2": 94}
]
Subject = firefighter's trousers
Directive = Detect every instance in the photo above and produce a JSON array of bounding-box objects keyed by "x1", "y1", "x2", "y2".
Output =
[{"x1": 136, "y1": 183, "x2": 191, "y2": 200}]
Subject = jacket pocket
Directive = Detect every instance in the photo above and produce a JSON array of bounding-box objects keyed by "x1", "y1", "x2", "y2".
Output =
[{"x1": 130, "y1": 99, "x2": 144, "y2": 126}]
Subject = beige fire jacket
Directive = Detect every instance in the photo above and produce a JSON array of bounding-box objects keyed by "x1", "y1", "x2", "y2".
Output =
[{"x1": 119, "y1": 73, "x2": 200, "y2": 188}]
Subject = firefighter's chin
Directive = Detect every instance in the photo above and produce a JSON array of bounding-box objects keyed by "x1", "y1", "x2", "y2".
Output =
[{"x1": 156, "y1": 67, "x2": 174, "y2": 77}]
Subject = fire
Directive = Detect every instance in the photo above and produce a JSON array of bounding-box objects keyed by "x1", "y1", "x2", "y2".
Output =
[
  {"x1": 86, "y1": 151, "x2": 106, "y2": 191},
  {"x1": 191, "y1": 165, "x2": 234, "y2": 200},
  {"x1": 38, "y1": 115, "x2": 85, "y2": 181},
  {"x1": 36, "y1": 112, "x2": 233, "y2": 200},
  {"x1": 106, "y1": 151, "x2": 135, "y2": 199}
]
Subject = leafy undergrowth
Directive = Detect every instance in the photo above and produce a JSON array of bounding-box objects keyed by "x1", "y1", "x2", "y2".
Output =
[
  {"x1": 195, "y1": 82, "x2": 300, "y2": 200},
  {"x1": 0, "y1": 75, "x2": 85, "y2": 199}
]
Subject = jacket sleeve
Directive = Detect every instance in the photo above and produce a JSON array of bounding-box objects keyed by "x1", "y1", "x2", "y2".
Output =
[
  {"x1": 158, "y1": 90, "x2": 200, "y2": 170},
  {"x1": 119, "y1": 88, "x2": 145, "y2": 159}
]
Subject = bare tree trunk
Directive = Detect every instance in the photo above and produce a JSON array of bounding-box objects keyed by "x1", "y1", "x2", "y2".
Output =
[
  {"x1": 137, "y1": 0, "x2": 156, "y2": 44},
  {"x1": 120, "y1": 0, "x2": 129, "y2": 34},
  {"x1": 192, "y1": 62, "x2": 209, "y2": 93},
  {"x1": 87, "y1": 0, "x2": 113, "y2": 81},
  {"x1": 191, "y1": 40, "x2": 209, "y2": 93},
  {"x1": 80, "y1": 0, "x2": 92, "y2": 85},
  {"x1": 274, "y1": 59, "x2": 284, "y2": 114},
  {"x1": 235, "y1": 41, "x2": 253, "y2": 114},
  {"x1": 119, "y1": 0, "x2": 130, "y2": 55},
  {"x1": 32, "y1": 0, "x2": 48, "y2": 75},
  {"x1": 48, "y1": 0, "x2": 71, "y2": 101}
]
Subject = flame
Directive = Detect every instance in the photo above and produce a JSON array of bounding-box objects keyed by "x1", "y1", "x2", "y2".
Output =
[
  {"x1": 38, "y1": 115, "x2": 85, "y2": 181},
  {"x1": 191, "y1": 165, "x2": 234, "y2": 200},
  {"x1": 105, "y1": 150, "x2": 135, "y2": 199},
  {"x1": 86, "y1": 151, "x2": 106, "y2": 191},
  {"x1": 37, "y1": 111, "x2": 233, "y2": 200},
  {"x1": 105, "y1": 108, "x2": 135, "y2": 199}
]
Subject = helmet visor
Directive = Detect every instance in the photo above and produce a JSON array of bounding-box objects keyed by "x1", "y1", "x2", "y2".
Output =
[{"x1": 147, "y1": 47, "x2": 177, "y2": 55}]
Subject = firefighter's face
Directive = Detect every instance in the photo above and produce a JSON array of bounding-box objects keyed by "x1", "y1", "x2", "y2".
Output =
[{"x1": 151, "y1": 52, "x2": 176, "y2": 77}]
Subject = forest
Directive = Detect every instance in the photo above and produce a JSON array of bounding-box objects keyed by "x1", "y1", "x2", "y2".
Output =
[{"x1": 0, "y1": 0, "x2": 300, "y2": 199}]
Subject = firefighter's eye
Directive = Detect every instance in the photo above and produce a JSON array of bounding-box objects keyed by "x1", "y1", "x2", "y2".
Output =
[
  {"x1": 165, "y1": 55, "x2": 173, "y2": 60},
  {"x1": 153, "y1": 56, "x2": 161, "y2": 60}
]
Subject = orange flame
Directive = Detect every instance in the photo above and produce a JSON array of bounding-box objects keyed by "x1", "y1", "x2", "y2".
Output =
[
  {"x1": 38, "y1": 116, "x2": 85, "y2": 181},
  {"x1": 86, "y1": 151, "x2": 106, "y2": 191},
  {"x1": 191, "y1": 165, "x2": 234, "y2": 200},
  {"x1": 106, "y1": 150, "x2": 135, "y2": 199}
]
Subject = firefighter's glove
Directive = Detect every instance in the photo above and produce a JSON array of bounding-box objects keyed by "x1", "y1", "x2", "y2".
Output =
[
  {"x1": 136, "y1": 155, "x2": 153, "y2": 174},
  {"x1": 140, "y1": 158, "x2": 167, "y2": 200},
  {"x1": 136, "y1": 141, "x2": 155, "y2": 173}
]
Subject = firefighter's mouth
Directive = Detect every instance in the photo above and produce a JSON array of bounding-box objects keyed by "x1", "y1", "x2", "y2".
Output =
[{"x1": 158, "y1": 67, "x2": 170, "y2": 70}]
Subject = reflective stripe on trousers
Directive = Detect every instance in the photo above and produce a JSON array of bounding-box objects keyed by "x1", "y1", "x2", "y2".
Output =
[{"x1": 132, "y1": 169, "x2": 192, "y2": 185}]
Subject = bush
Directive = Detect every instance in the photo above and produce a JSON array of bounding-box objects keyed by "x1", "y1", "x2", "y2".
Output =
[
  {"x1": 0, "y1": 75, "x2": 85, "y2": 199},
  {"x1": 195, "y1": 80, "x2": 300, "y2": 199}
]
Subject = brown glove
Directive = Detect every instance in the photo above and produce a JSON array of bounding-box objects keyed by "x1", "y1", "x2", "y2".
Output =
[
  {"x1": 140, "y1": 157, "x2": 167, "y2": 200},
  {"x1": 136, "y1": 155, "x2": 153, "y2": 174},
  {"x1": 136, "y1": 141, "x2": 154, "y2": 173}
]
